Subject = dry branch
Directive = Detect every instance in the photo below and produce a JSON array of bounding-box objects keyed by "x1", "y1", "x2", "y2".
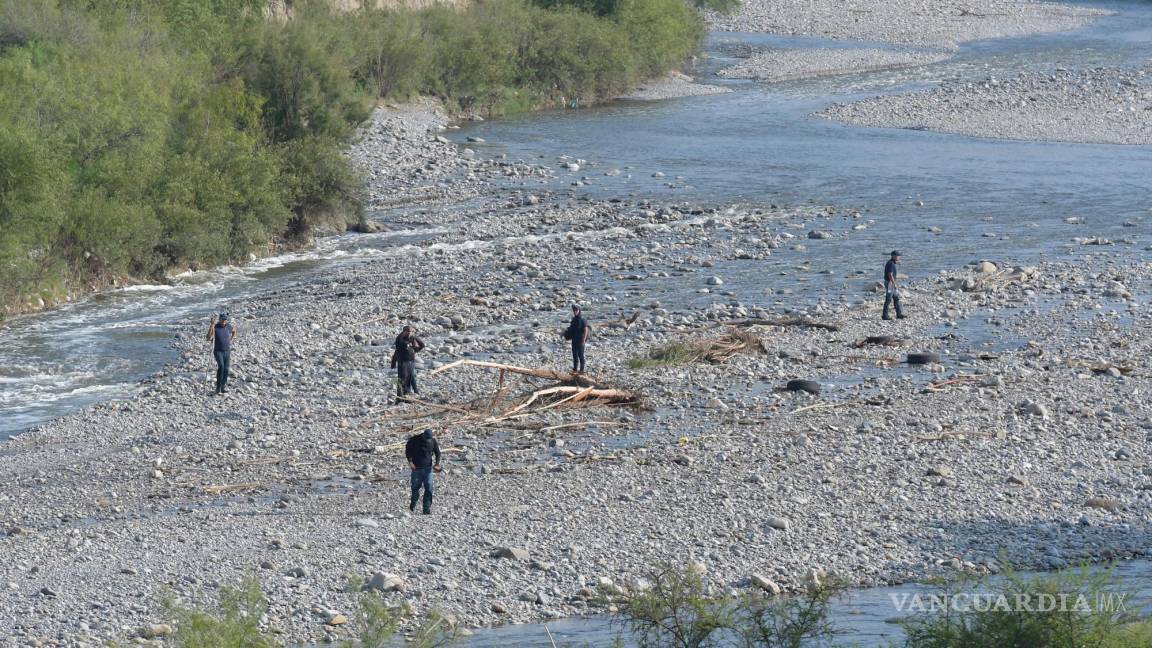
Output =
[
  {"x1": 923, "y1": 375, "x2": 987, "y2": 392},
  {"x1": 430, "y1": 359, "x2": 605, "y2": 387},
  {"x1": 728, "y1": 317, "x2": 840, "y2": 332},
  {"x1": 202, "y1": 482, "x2": 262, "y2": 494}
]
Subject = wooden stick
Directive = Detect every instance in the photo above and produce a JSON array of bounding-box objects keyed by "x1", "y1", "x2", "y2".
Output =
[
  {"x1": 727, "y1": 317, "x2": 841, "y2": 332},
  {"x1": 202, "y1": 482, "x2": 262, "y2": 494},
  {"x1": 788, "y1": 401, "x2": 857, "y2": 415},
  {"x1": 538, "y1": 420, "x2": 623, "y2": 433},
  {"x1": 538, "y1": 386, "x2": 596, "y2": 412},
  {"x1": 398, "y1": 397, "x2": 476, "y2": 417},
  {"x1": 239, "y1": 457, "x2": 281, "y2": 466},
  {"x1": 430, "y1": 359, "x2": 604, "y2": 386},
  {"x1": 489, "y1": 369, "x2": 507, "y2": 412}
]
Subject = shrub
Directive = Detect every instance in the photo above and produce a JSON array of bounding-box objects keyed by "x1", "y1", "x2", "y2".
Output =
[
  {"x1": 616, "y1": 564, "x2": 843, "y2": 647},
  {"x1": 899, "y1": 563, "x2": 1149, "y2": 648}
]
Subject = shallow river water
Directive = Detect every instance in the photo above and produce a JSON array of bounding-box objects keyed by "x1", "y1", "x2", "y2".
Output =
[{"x1": 2, "y1": 2, "x2": 1151, "y2": 644}]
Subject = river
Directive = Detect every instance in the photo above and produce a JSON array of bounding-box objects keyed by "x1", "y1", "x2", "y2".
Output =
[{"x1": 2, "y1": 1, "x2": 1151, "y2": 644}]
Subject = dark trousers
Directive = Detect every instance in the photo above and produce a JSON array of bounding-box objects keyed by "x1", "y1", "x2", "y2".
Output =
[
  {"x1": 883, "y1": 291, "x2": 903, "y2": 319},
  {"x1": 213, "y1": 350, "x2": 231, "y2": 393},
  {"x1": 571, "y1": 342, "x2": 585, "y2": 372},
  {"x1": 397, "y1": 361, "x2": 417, "y2": 396},
  {"x1": 410, "y1": 467, "x2": 433, "y2": 514}
]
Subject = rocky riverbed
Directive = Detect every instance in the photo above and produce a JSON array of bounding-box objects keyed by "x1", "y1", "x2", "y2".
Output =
[
  {"x1": 706, "y1": 0, "x2": 1107, "y2": 49},
  {"x1": 0, "y1": 96, "x2": 1149, "y2": 647},
  {"x1": 818, "y1": 65, "x2": 1152, "y2": 145}
]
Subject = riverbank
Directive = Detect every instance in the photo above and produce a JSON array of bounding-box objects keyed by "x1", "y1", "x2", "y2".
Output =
[
  {"x1": 1, "y1": 96, "x2": 1150, "y2": 645},
  {"x1": 818, "y1": 65, "x2": 1152, "y2": 145}
]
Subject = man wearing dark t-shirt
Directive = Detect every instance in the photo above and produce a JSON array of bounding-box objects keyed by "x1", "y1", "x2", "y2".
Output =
[
  {"x1": 207, "y1": 313, "x2": 238, "y2": 395},
  {"x1": 405, "y1": 429, "x2": 441, "y2": 514},
  {"x1": 883, "y1": 251, "x2": 906, "y2": 321},
  {"x1": 564, "y1": 304, "x2": 590, "y2": 373}
]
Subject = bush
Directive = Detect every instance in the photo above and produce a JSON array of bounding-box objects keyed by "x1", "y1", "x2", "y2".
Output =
[
  {"x1": 167, "y1": 579, "x2": 278, "y2": 648},
  {"x1": 158, "y1": 577, "x2": 461, "y2": 647},
  {"x1": 616, "y1": 564, "x2": 843, "y2": 647},
  {"x1": 899, "y1": 564, "x2": 1150, "y2": 648}
]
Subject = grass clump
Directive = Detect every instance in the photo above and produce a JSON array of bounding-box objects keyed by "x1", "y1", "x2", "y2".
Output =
[
  {"x1": 627, "y1": 331, "x2": 765, "y2": 369},
  {"x1": 628, "y1": 340, "x2": 704, "y2": 369}
]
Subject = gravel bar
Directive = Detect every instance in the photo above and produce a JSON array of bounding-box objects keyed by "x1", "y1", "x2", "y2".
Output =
[
  {"x1": 818, "y1": 66, "x2": 1152, "y2": 145},
  {"x1": 706, "y1": 0, "x2": 1108, "y2": 49}
]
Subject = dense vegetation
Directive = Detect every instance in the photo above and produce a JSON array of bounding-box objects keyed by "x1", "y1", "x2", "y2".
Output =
[{"x1": 0, "y1": 0, "x2": 709, "y2": 315}]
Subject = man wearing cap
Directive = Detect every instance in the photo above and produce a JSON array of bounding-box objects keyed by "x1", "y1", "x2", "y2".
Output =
[
  {"x1": 207, "y1": 312, "x2": 238, "y2": 395},
  {"x1": 390, "y1": 325, "x2": 425, "y2": 399},
  {"x1": 405, "y1": 429, "x2": 441, "y2": 514},
  {"x1": 563, "y1": 304, "x2": 591, "y2": 373},
  {"x1": 883, "y1": 251, "x2": 906, "y2": 320}
]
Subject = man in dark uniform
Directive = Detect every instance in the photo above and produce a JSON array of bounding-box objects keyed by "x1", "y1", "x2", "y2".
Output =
[
  {"x1": 390, "y1": 325, "x2": 425, "y2": 398},
  {"x1": 564, "y1": 304, "x2": 590, "y2": 373},
  {"x1": 883, "y1": 251, "x2": 906, "y2": 320},
  {"x1": 206, "y1": 313, "x2": 238, "y2": 394},
  {"x1": 405, "y1": 428, "x2": 441, "y2": 514}
]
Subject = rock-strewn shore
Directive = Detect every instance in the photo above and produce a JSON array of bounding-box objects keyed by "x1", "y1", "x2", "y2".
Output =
[
  {"x1": 617, "y1": 71, "x2": 731, "y2": 101},
  {"x1": 0, "y1": 98, "x2": 1149, "y2": 646},
  {"x1": 718, "y1": 47, "x2": 952, "y2": 82},
  {"x1": 706, "y1": 0, "x2": 1107, "y2": 49},
  {"x1": 818, "y1": 66, "x2": 1152, "y2": 145}
]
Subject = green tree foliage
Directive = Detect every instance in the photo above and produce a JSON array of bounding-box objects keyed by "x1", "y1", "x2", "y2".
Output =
[{"x1": 0, "y1": 0, "x2": 707, "y2": 313}]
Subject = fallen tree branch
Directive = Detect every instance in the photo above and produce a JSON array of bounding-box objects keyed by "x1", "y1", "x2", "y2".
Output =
[
  {"x1": 788, "y1": 400, "x2": 858, "y2": 415},
  {"x1": 727, "y1": 317, "x2": 840, "y2": 332},
  {"x1": 202, "y1": 482, "x2": 262, "y2": 494},
  {"x1": 430, "y1": 359, "x2": 605, "y2": 387}
]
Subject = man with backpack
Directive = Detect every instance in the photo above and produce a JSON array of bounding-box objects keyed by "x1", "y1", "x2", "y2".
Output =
[{"x1": 405, "y1": 429, "x2": 441, "y2": 515}]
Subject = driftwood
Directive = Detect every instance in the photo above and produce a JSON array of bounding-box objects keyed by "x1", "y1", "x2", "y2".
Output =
[
  {"x1": 417, "y1": 360, "x2": 641, "y2": 425},
  {"x1": 430, "y1": 359, "x2": 606, "y2": 387},
  {"x1": 202, "y1": 482, "x2": 262, "y2": 494},
  {"x1": 853, "y1": 335, "x2": 903, "y2": 348},
  {"x1": 916, "y1": 430, "x2": 998, "y2": 443},
  {"x1": 1089, "y1": 363, "x2": 1135, "y2": 376},
  {"x1": 923, "y1": 375, "x2": 988, "y2": 392},
  {"x1": 728, "y1": 317, "x2": 840, "y2": 332},
  {"x1": 788, "y1": 400, "x2": 858, "y2": 416}
]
